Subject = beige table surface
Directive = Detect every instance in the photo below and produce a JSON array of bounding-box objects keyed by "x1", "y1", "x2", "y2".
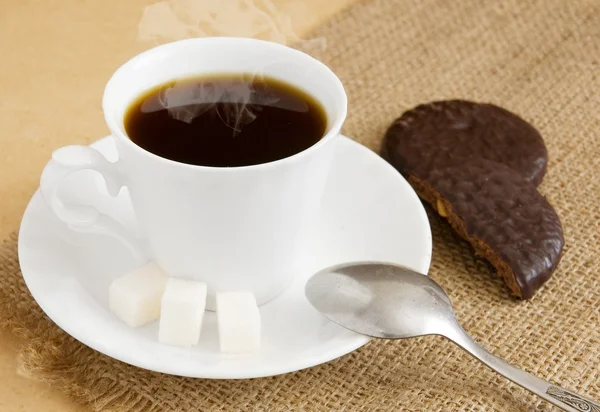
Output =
[{"x1": 0, "y1": 0, "x2": 354, "y2": 409}]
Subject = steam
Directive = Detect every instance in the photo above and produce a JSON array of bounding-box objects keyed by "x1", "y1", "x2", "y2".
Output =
[
  {"x1": 140, "y1": 78, "x2": 309, "y2": 135},
  {"x1": 137, "y1": 0, "x2": 324, "y2": 135},
  {"x1": 138, "y1": 0, "x2": 326, "y2": 50}
]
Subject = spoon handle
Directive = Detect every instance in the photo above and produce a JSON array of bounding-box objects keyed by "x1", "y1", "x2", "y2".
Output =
[{"x1": 445, "y1": 326, "x2": 599, "y2": 412}]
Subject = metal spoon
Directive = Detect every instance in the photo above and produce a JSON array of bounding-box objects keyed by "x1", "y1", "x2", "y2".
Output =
[{"x1": 305, "y1": 262, "x2": 599, "y2": 412}]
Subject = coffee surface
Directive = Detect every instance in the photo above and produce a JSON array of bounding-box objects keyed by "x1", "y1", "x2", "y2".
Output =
[{"x1": 124, "y1": 74, "x2": 327, "y2": 167}]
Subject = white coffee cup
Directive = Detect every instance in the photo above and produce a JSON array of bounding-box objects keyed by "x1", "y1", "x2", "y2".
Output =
[{"x1": 40, "y1": 38, "x2": 347, "y2": 308}]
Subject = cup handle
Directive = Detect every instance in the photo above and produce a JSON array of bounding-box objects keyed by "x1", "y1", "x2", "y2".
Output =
[{"x1": 40, "y1": 145, "x2": 147, "y2": 261}]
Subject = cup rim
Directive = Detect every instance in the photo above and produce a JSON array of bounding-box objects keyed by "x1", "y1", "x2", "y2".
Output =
[{"x1": 102, "y1": 37, "x2": 347, "y2": 171}]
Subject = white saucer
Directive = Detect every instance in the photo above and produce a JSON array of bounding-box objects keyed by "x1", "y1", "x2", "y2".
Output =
[{"x1": 19, "y1": 135, "x2": 431, "y2": 379}]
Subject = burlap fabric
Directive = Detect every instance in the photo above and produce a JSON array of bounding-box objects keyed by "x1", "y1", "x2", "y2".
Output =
[{"x1": 1, "y1": 0, "x2": 599, "y2": 410}]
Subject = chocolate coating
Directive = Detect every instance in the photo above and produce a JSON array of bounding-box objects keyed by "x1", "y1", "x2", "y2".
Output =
[
  {"x1": 421, "y1": 159, "x2": 564, "y2": 299},
  {"x1": 383, "y1": 100, "x2": 548, "y2": 186}
]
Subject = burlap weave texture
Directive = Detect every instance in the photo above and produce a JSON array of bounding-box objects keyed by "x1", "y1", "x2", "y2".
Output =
[{"x1": 1, "y1": 0, "x2": 599, "y2": 410}]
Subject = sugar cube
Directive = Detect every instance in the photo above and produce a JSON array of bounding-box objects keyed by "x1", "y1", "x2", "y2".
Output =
[
  {"x1": 216, "y1": 291, "x2": 261, "y2": 353},
  {"x1": 158, "y1": 278, "x2": 207, "y2": 348},
  {"x1": 109, "y1": 262, "x2": 168, "y2": 328}
]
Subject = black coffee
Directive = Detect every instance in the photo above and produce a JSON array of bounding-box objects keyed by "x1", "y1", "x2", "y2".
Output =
[{"x1": 124, "y1": 74, "x2": 327, "y2": 167}]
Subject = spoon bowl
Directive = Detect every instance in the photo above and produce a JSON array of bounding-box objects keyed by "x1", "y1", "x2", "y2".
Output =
[{"x1": 305, "y1": 262, "x2": 455, "y2": 339}]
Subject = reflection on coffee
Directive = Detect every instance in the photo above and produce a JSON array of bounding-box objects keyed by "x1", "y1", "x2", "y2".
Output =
[{"x1": 124, "y1": 74, "x2": 327, "y2": 167}]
